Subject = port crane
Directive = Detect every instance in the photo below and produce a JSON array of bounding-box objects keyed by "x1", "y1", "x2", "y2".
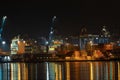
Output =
[
  {"x1": 48, "y1": 16, "x2": 56, "y2": 46},
  {"x1": 0, "y1": 16, "x2": 7, "y2": 41}
]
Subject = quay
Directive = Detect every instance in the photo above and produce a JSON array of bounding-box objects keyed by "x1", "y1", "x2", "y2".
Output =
[{"x1": 0, "y1": 52, "x2": 119, "y2": 63}]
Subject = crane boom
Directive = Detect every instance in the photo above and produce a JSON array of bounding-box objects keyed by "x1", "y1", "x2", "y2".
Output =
[
  {"x1": 0, "y1": 16, "x2": 7, "y2": 33},
  {"x1": 0, "y1": 16, "x2": 7, "y2": 40},
  {"x1": 48, "y1": 16, "x2": 56, "y2": 45}
]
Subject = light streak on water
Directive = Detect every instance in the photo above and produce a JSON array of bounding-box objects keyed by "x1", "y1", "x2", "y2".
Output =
[
  {"x1": 118, "y1": 62, "x2": 120, "y2": 80},
  {"x1": 0, "y1": 64, "x2": 2, "y2": 80},
  {"x1": 90, "y1": 62, "x2": 93, "y2": 80},
  {"x1": 58, "y1": 64, "x2": 62, "y2": 80},
  {"x1": 66, "y1": 62, "x2": 70, "y2": 80},
  {"x1": 96, "y1": 62, "x2": 99, "y2": 80},
  {"x1": 46, "y1": 62, "x2": 49, "y2": 80},
  {"x1": 55, "y1": 63, "x2": 58, "y2": 80},
  {"x1": 105, "y1": 63, "x2": 108, "y2": 80},
  {"x1": 110, "y1": 62, "x2": 113, "y2": 80},
  {"x1": 0, "y1": 61, "x2": 120, "y2": 80}
]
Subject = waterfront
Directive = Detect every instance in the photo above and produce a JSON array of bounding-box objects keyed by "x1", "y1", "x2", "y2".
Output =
[{"x1": 0, "y1": 61, "x2": 120, "y2": 80}]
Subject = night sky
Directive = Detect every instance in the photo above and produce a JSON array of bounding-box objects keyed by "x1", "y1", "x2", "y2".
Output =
[{"x1": 0, "y1": 1, "x2": 120, "y2": 42}]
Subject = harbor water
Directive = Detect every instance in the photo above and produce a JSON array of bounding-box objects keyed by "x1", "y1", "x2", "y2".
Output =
[{"x1": 0, "y1": 61, "x2": 120, "y2": 80}]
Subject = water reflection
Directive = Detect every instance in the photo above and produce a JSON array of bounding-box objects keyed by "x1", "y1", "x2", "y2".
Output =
[
  {"x1": 0, "y1": 61, "x2": 119, "y2": 80},
  {"x1": 118, "y1": 62, "x2": 120, "y2": 79}
]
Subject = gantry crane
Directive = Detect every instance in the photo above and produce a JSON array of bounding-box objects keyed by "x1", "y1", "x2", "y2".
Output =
[
  {"x1": 48, "y1": 16, "x2": 56, "y2": 46},
  {"x1": 0, "y1": 16, "x2": 7, "y2": 41}
]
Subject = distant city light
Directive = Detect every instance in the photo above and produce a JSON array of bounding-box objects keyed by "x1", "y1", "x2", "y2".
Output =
[
  {"x1": 50, "y1": 31, "x2": 53, "y2": 34},
  {"x1": 23, "y1": 41, "x2": 26, "y2": 43},
  {"x1": 96, "y1": 37, "x2": 98, "y2": 39},
  {"x1": 18, "y1": 41, "x2": 20, "y2": 44},
  {"x1": 35, "y1": 40, "x2": 37, "y2": 43},
  {"x1": 65, "y1": 38, "x2": 68, "y2": 40},
  {"x1": 3, "y1": 16, "x2": 7, "y2": 20},
  {"x1": 2, "y1": 41, "x2": 6, "y2": 44},
  {"x1": 4, "y1": 56, "x2": 11, "y2": 61},
  {"x1": 46, "y1": 41, "x2": 48, "y2": 45},
  {"x1": 89, "y1": 41, "x2": 93, "y2": 45}
]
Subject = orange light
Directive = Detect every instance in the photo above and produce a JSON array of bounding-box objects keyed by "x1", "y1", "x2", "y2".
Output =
[{"x1": 104, "y1": 44, "x2": 113, "y2": 50}]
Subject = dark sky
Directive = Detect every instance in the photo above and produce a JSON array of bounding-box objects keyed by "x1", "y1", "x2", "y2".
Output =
[{"x1": 0, "y1": 1, "x2": 120, "y2": 41}]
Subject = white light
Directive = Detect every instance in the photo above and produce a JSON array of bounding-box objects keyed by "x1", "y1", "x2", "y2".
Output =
[
  {"x1": 65, "y1": 38, "x2": 68, "y2": 40},
  {"x1": 89, "y1": 41, "x2": 93, "y2": 45},
  {"x1": 3, "y1": 16, "x2": 7, "y2": 20},
  {"x1": 50, "y1": 31, "x2": 53, "y2": 34},
  {"x1": 23, "y1": 41, "x2": 26, "y2": 43},
  {"x1": 2, "y1": 41, "x2": 6, "y2": 44},
  {"x1": 46, "y1": 41, "x2": 48, "y2": 45},
  {"x1": 4, "y1": 56, "x2": 11, "y2": 61},
  {"x1": 54, "y1": 16, "x2": 56, "y2": 19},
  {"x1": 35, "y1": 41, "x2": 37, "y2": 43},
  {"x1": 7, "y1": 56, "x2": 11, "y2": 61},
  {"x1": 96, "y1": 37, "x2": 98, "y2": 39}
]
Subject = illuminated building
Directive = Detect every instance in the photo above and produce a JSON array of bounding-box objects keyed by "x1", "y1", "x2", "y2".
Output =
[
  {"x1": 10, "y1": 35, "x2": 41, "y2": 54},
  {"x1": 10, "y1": 36, "x2": 26, "y2": 54},
  {"x1": 48, "y1": 37, "x2": 64, "y2": 53},
  {"x1": 79, "y1": 26, "x2": 111, "y2": 50}
]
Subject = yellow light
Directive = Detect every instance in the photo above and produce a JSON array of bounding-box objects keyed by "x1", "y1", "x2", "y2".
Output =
[
  {"x1": 118, "y1": 62, "x2": 120, "y2": 80},
  {"x1": 104, "y1": 44, "x2": 113, "y2": 50},
  {"x1": 49, "y1": 47, "x2": 55, "y2": 51},
  {"x1": 90, "y1": 62, "x2": 93, "y2": 80},
  {"x1": 66, "y1": 62, "x2": 70, "y2": 80}
]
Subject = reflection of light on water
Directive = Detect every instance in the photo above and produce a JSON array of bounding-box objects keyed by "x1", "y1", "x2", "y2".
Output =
[
  {"x1": 46, "y1": 62, "x2": 62, "y2": 80},
  {"x1": 1, "y1": 61, "x2": 119, "y2": 80},
  {"x1": 110, "y1": 62, "x2": 113, "y2": 80},
  {"x1": 55, "y1": 63, "x2": 58, "y2": 80},
  {"x1": 7, "y1": 63, "x2": 10, "y2": 80},
  {"x1": 49, "y1": 63, "x2": 56, "y2": 80},
  {"x1": 11, "y1": 63, "x2": 21, "y2": 80},
  {"x1": 46, "y1": 62, "x2": 49, "y2": 80},
  {"x1": 59, "y1": 64, "x2": 62, "y2": 80},
  {"x1": 118, "y1": 62, "x2": 120, "y2": 80},
  {"x1": 0, "y1": 63, "x2": 10, "y2": 80},
  {"x1": 11, "y1": 63, "x2": 13, "y2": 80},
  {"x1": 0, "y1": 64, "x2": 2, "y2": 80},
  {"x1": 23, "y1": 63, "x2": 28, "y2": 80},
  {"x1": 55, "y1": 63, "x2": 62, "y2": 80},
  {"x1": 96, "y1": 62, "x2": 99, "y2": 80},
  {"x1": 105, "y1": 63, "x2": 108, "y2": 80},
  {"x1": 35, "y1": 64, "x2": 38, "y2": 80},
  {"x1": 18, "y1": 64, "x2": 21, "y2": 80},
  {"x1": 45, "y1": 63, "x2": 63, "y2": 80},
  {"x1": 66, "y1": 62, "x2": 70, "y2": 80},
  {"x1": 90, "y1": 62, "x2": 93, "y2": 80}
]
